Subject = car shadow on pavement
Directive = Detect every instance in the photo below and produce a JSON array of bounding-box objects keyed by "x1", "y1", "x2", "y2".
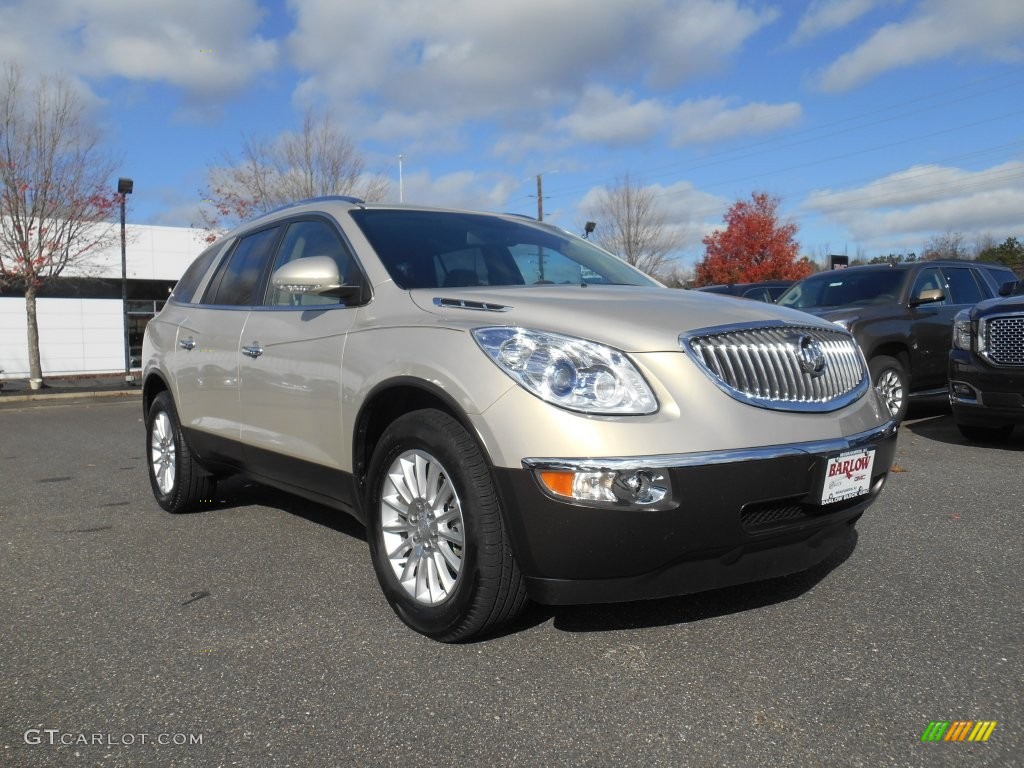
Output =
[
  {"x1": 195, "y1": 475, "x2": 368, "y2": 541},
  {"x1": 504, "y1": 531, "x2": 858, "y2": 637},
  {"x1": 902, "y1": 412, "x2": 1024, "y2": 451}
]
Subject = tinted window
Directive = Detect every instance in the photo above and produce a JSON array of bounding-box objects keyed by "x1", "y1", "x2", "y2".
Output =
[
  {"x1": 265, "y1": 220, "x2": 360, "y2": 307},
  {"x1": 204, "y1": 227, "x2": 281, "y2": 306},
  {"x1": 910, "y1": 267, "x2": 948, "y2": 305},
  {"x1": 170, "y1": 243, "x2": 224, "y2": 304},
  {"x1": 941, "y1": 267, "x2": 985, "y2": 305},
  {"x1": 350, "y1": 210, "x2": 658, "y2": 289},
  {"x1": 778, "y1": 269, "x2": 904, "y2": 308}
]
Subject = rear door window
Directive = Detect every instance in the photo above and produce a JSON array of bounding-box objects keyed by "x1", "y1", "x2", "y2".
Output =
[{"x1": 203, "y1": 226, "x2": 282, "y2": 306}]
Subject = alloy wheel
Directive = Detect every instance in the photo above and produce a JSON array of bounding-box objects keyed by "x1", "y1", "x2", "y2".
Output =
[{"x1": 379, "y1": 449, "x2": 466, "y2": 605}]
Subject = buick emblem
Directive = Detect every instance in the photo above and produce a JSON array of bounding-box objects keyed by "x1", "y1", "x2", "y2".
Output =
[{"x1": 796, "y1": 335, "x2": 827, "y2": 377}]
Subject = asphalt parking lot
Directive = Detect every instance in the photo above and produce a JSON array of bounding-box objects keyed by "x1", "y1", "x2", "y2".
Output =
[{"x1": 1, "y1": 397, "x2": 1020, "y2": 767}]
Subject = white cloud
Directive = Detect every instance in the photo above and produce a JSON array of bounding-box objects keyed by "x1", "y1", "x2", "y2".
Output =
[
  {"x1": 399, "y1": 169, "x2": 520, "y2": 211},
  {"x1": 789, "y1": 0, "x2": 880, "y2": 44},
  {"x1": 555, "y1": 86, "x2": 668, "y2": 145},
  {"x1": 816, "y1": 0, "x2": 1024, "y2": 92},
  {"x1": 287, "y1": 0, "x2": 777, "y2": 141},
  {"x1": 0, "y1": 0, "x2": 277, "y2": 102},
  {"x1": 670, "y1": 98, "x2": 802, "y2": 145},
  {"x1": 804, "y1": 161, "x2": 1024, "y2": 244}
]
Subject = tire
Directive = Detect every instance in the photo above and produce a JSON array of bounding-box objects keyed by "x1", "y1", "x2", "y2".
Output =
[
  {"x1": 957, "y1": 423, "x2": 1014, "y2": 442},
  {"x1": 366, "y1": 409, "x2": 528, "y2": 642},
  {"x1": 146, "y1": 391, "x2": 216, "y2": 513},
  {"x1": 869, "y1": 355, "x2": 909, "y2": 423}
]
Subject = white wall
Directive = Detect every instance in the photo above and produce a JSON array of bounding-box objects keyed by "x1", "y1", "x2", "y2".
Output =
[
  {"x1": 0, "y1": 298, "x2": 124, "y2": 377},
  {"x1": 65, "y1": 223, "x2": 205, "y2": 280},
  {"x1": 1, "y1": 222, "x2": 203, "y2": 378}
]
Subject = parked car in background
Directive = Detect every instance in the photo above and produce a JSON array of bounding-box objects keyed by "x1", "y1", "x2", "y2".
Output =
[
  {"x1": 142, "y1": 197, "x2": 897, "y2": 641},
  {"x1": 949, "y1": 279, "x2": 1024, "y2": 441},
  {"x1": 696, "y1": 280, "x2": 794, "y2": 302},
  {"x1": 777, "y1": 260, "x2": 1018, "y2": 422}
]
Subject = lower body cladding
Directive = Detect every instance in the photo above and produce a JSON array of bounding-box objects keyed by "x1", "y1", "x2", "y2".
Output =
[{"x1": 492, "y1": 422, "x2": 898, "y2": 606}]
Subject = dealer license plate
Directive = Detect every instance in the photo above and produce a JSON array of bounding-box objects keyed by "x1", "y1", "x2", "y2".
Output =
[{"x1": 821, "y1": 449, "x2": 875, "y2": 505}]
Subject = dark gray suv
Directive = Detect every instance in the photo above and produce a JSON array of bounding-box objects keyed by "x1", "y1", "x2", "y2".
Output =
[{"x1": 778, "y1": 260, "x2": 1018, "y2": 421}]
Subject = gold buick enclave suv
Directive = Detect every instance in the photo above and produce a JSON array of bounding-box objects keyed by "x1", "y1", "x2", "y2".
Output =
[{"x1": 142, "y1": 197, "x2": 898, "y2": 641}]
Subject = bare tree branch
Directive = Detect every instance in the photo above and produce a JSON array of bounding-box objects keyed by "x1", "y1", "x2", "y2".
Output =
[
  {"x1": 584, "y1": 173, "x2": 684, "y2": 279},
  {"x1": 197, "y1": 108, "x2": 390, "y2": 242},
  {"x1": 0, "y1": 62, "x2": 118, "y2": 385}
]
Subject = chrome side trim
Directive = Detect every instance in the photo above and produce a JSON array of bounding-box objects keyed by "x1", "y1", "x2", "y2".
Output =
[{"x1": 522, "y1": 421, "x2": 898, "y2": 472}]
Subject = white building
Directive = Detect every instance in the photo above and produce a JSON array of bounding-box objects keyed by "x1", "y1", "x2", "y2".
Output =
[{"x1": 0, "y1": 223, "x2": 203, "y2": 379}]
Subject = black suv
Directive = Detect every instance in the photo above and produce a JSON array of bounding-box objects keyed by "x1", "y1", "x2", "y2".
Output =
[
  {"x1": 949, "y1": 279, "x2": 1024, "y2": 441},
  {"x1": 695, "y1": 280, "x2": 794, "y2": 302},
  {"x1": 778, "y1": 260, "x2": 1017, "y2": 421}
]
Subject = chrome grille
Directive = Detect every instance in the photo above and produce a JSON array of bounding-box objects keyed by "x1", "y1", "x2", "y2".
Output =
[
  {"x1": 985, "y1": 315, "x2": 1024, "y2": 366},
  {"x1": 683, "y1": 324, "x2": 868, "y2": 412}
]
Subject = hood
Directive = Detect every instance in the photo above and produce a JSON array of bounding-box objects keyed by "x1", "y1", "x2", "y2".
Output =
[
  {"x1": 410, "y1": 285, "x2": 839, "y2": 352},
  {"x1": 974, "y1": 293, "x2": 1024, "y2": 316}
]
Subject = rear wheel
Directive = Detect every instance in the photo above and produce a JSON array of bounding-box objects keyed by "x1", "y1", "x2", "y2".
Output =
[
  {"x1": 366, "y1": 409, "x2": 527, "y2": 642},
  {"x1": 869, "y1": 355, "x2": 909, "y2": 422},
  {"x1": 957, "y1": 423, "x2": 1014, "y2": 442},
  {"x1": 146, "y1": 391, "x2": 216, "y2": 513}
]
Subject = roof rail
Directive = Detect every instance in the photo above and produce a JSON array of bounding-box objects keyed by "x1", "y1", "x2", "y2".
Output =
[{"x1": 266, "y1": 195, "x2": 366, "y2": 215}]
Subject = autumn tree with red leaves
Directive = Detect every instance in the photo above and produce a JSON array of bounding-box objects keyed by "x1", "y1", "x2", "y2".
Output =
[
  {"x1": 0, "y1": 63, "x2": 118, "y2": 387},
  {"x1": 694, "y1": 192, "x2": 812, "y2": 286},
  {"x1": 197, "y1": 109, "x2": 389, "y2": 243}
]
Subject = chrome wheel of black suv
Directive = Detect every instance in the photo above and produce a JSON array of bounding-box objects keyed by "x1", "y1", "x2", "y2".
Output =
[
  {"x1": 146, "y1": 391, "x2": 216, "y2": 513},
  {"x1": 869, "y1": 355, "x2": 908, "y2": 422},
  {"x1": 366, "y1": 409, "x2": 528, "y2": 642}
]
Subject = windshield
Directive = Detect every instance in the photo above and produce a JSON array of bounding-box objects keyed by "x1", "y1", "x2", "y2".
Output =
[
  {"x1": 349, "y1": 209, "x2": 660, "y2": 290},
  {"x1": 778, "y1": 269, "x2": 905, "y2": 309}
]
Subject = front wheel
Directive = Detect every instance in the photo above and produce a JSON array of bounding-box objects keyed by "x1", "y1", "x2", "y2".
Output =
[
  {"x1": 869, "y1": 355, "x2": 909, "y2": 422},
  {"x1": 146, "y1": 391, "x2": 216, "y2": 513},
  {"x1": 366, "y1": 409, "x2": 527, "y2": 642}
]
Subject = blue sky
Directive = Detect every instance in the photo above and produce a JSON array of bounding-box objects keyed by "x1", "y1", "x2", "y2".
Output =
[{"x1": 2, "y1": 0, "x2": 1023, "y2": 269}]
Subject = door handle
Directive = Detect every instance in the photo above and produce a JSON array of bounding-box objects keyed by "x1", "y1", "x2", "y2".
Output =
[
  {"x1": 242, "y1": 343, "x2": 264, "y2": 359},
  {"x1": 179, "y1": 337, "x2": 196, "y2": 351}
]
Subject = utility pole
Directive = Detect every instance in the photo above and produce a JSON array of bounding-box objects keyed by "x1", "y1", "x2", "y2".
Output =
[
  {"x1": 536, "y1": 174, "x2": 543, "y2": 221},
  {"x1": 398, "y1": 154, "x2": 404, "y2": 203}
]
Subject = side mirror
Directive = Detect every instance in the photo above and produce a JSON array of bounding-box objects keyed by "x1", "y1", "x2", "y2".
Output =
[
  {"x1": 911, "y1": 287, "x2": 944, "y2": 306},
  {"x1": 271, "y1": 256, "x2": 361, "y2": 301},
  {"x1": 998, "y1": 280, "x2": 1018, "y2": 297}
]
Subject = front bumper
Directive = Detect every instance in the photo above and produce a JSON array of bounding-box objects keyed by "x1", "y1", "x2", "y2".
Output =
[
  {"x1": 949, "y1": 350, "x2": 1024, "y2": 427},
  {"x1": 492, "y1": 421, "x2": 899, "y2": 605}
]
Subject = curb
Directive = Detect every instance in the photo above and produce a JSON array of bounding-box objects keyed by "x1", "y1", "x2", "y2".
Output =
[{"x1": 0, "y1": 389, "x2": 142, "y2": 404}]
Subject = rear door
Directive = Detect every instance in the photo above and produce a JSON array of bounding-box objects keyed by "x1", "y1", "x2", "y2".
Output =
[{"x1": 172, "y1": 225, "x2": 282, "y2": 458}]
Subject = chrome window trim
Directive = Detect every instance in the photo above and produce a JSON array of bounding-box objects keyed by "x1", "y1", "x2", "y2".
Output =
[{"x1": 523, "y1": 420, "x2": 898, "y2": 473}]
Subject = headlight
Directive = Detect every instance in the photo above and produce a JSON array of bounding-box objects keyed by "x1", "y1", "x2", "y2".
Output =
[
  {"x1": 472, "y1": 327, "x2": 657, "y2": 414},
  {"x1": 952, "y1": 309, "x2": 972, "y2": 350}
]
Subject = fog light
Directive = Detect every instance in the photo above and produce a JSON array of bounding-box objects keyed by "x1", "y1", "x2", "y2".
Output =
[{"x1": 950, "y1": 381, "x2": 976, "y2": 399}]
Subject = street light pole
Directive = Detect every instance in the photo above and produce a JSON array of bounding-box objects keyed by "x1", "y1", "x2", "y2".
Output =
[
  {"x1": 118, "y1": 177, "x2": 134, "y2": 383},
  {"x1": 398, "y1": 154, "x2": 404, "y2": 203}
]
